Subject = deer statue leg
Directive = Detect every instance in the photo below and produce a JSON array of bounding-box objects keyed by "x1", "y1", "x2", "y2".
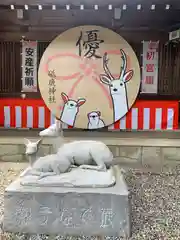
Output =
[
  {"x1": 37, "y1": 172, "x2": 58, "y2": 179},
  {"x1": 28, "y1": 169, "x2": 45, "y2": 177},
  {"x1": 29, "y1": 169, "x2": 60, "y2": 180},
  {"x1": 79, "y1": 164, "x2": 107, "y2": 171},
  {"x1": 28, "y1": 168, "x2": 58, "y2": 180},
  {"x1": 79, "y1": 153, "x2": 107, "y2": 171},
  {"x1": 37, "y1": 162, "x2": 65, "y2": 180}
]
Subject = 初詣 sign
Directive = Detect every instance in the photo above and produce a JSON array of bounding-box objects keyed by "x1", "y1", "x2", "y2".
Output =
[{"x1": 141, "y1": 41, "x2": 159, "y2": 93}]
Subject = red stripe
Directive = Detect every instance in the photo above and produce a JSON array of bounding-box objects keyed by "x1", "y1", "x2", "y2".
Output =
[
  {"x1": 21, "y1": 105, "x2": 27, "y2": 128},
  {"x1": 149, "y1": 107, "x2": 156, "y2": 130},
  {"x1": 10, "y1": 105, "x2": 16, "y2": 128},
  {"x1": 126, "y1": 110, "x2": 132, "y2": 129},
  {"x1": 0, "y1": 103, "x2": 3, "y2": 127},
  {"x1": 33, "y1": 106, "x2": 39, "y2": 128},
  {"x1": 161, "y1": 107, "x2": 168, "y2": 130},
  {"x1": 172, "y1": 102, "x2": 179, "y2": 129},
  {"x1": 173, "y1": 106, "x2": 178, "y2": 129},
  {"x1": 68, "y1": 125, "x2": 73, "y2": 129},
  {"x1": 0, "y1": 98, "x2": 179, "y2": 130},
  {"x1": 113, "y1": 120, "x2": 120, "y2": 129},
  {"x1": 45, "y1": 108, "x2": 51, "y2": 128}
]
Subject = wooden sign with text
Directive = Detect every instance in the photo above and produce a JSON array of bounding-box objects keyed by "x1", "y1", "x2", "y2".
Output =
[
  {"x1": 38, "y1": 26, "x2": 141, "y2": 129},
  {"x1": 22, "y1": 41, "x2": 37, "y2": 92},
  {"x1": 141, "y1": 41, "x2": 159, "y2": 93}
]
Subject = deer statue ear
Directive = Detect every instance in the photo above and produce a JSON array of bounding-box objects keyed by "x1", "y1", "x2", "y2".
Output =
[
  {"x1": 100, "y1": 75, "x2": 112, "y2": 85},
  {"x1": 123, "y1": 70, "x2": 134, "y2": 82},
  {"x1": 77, "y1": 98, "x2": 86, "y2": 107},
  {"x1": 24, "y1": 138, "x2": 31, "y2": 146},
  {"x1": 35, "y1": 139, "x2": 42, "y2": 147},
  {"x1": 97, "y1": 111, "x2": 101, "y2": 116},
  {"x1": 61, "y1": 92, "x2": 69, "y2": 103}
]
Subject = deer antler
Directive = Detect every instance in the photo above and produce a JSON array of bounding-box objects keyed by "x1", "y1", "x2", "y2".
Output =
[
  {"x1": 119, "y1": 49, "x2": 127, "y2": 79},
  {"x1": 48, "y1": 70, "x2": 56, "y2": 79},
  {"x1": 103, "y1": 52, "x2": 114, "y2": 80}
]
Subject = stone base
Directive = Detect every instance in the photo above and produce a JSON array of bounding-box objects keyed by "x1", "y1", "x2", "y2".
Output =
[
  {"x1": 3, "y1": 166, "x2": 130, "y2": 237},
  {"x1": 20, "y1": 167, "x2": 116, "y2": 188}
]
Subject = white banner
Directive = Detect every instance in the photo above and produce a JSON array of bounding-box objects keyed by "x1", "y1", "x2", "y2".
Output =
[
  {"x1": 21, "y1": 41, "x2": 37, "y2": 92},
  {"x1": 141, "y1": 41, "x2": 159, "y2": 93}
]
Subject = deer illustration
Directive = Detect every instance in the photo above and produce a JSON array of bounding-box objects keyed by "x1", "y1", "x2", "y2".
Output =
[
  {"x1": 100, "y1": 49, "x2": 134, "y2": 122},
  {"x1": 60, "y1": 92, "x2": 86, "y2": 127}
]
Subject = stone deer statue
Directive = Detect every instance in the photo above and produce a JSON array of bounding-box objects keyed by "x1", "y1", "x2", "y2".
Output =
[{"x1": 24, "y1": 138, "x2": 122, "y2": 179}]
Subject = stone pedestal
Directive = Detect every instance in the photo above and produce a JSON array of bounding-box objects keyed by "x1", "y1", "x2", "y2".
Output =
[{"x1": 3, "y1": 166, "x2": 131, "y2": 237}]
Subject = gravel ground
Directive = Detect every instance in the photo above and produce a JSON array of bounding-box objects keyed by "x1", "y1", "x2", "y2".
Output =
[{"x1": 1, "y1": 163, "x2": 180, "y2": 239}]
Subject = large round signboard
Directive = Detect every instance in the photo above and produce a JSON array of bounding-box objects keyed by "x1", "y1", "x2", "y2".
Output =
[{"x1": 38, "y1": 25, "x2": 140, "y2": 129}]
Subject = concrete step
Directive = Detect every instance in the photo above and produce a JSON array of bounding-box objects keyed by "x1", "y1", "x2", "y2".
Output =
[
  {"x1": 1, "y1": 128, "x2": 180, "y2": 139},
  {"x1": 1, "y1": 135, "x2": 180, "y2": 147}
]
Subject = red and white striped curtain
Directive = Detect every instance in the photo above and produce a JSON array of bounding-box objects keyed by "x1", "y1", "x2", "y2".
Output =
[{"x1": 0, "y1": 99, "x2": 178, "y2": 130}]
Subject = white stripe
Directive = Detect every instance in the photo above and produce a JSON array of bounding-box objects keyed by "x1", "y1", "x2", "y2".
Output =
[
  {"x1": 50, "y1": 113, "x2": 56, "y2": 125},
  {"x1": 131, "y1": 108, "x2": 138, "y2": 129},
  {"x1": 155, "y1": 108, "x2": 162, "y2": 130},
  {"x1": 38, "y1": 107, "x2": 45, "y2": 128},
  {"x1": 167, "y1": 108, "x2": 174, "y2": 130},
  {"x1": 143, "y1": 108, "x2": 150, "y2": 130},
  {"x1": 15, "y1": 106, "x2": 21, "y2": 128},
  {"x1": 108, "y1": 123, "x2": 114, "y2": 130},
  {"x1": 4, "y1": 106, "x2": 10, "y2": 128},
  {"x1": 120, "y1": 115, "x2": 126, "y2": 129},
  {"x1": 27, "y1": 106, "x2": 33, "y2": 128},
  {"x1": 62, "y1": 122, "x2": 68, "y2": 129}
]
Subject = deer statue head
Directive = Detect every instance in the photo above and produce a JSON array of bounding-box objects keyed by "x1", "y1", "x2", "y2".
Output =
[
  {"x1": 24, "y1": 138, "x2": 42, "y2": 155},
  {"x1": 100, "y1": 49, "x2": 134, "y2": 96}
]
